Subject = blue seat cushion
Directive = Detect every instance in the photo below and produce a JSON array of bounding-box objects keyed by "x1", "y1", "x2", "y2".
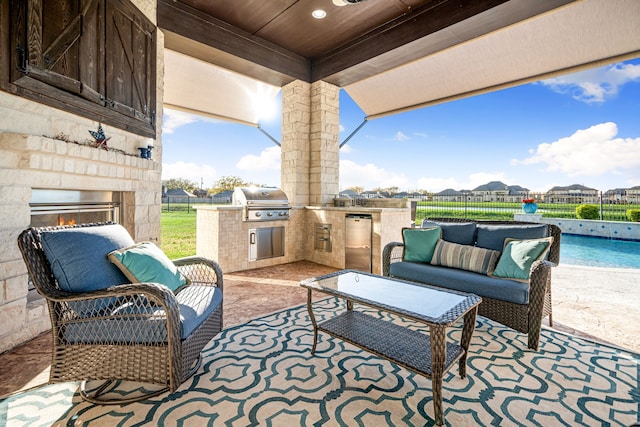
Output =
[
  {"x1": 421, "y1": 220, "x2": 477, "y2": 246},
  {"x1": 475, "y1": 224, "x2": 548, "y2": 252},
  {"x1": 63, "y1": 285, "x2": 222, "y2": 344},
  {"x1": 389, "y1": 261, "x2": 529, "y2": 304}
]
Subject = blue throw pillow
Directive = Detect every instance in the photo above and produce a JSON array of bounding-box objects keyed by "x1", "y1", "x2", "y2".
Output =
[
  {"x1": 421, "y1": 220, "x2": 477, "y2": 245},
  {"x1": 402, "y1": 227, "x2": 441, "y2": 263},
  {"x1": 40, "y1": 224, "x2": 135, "y2": 293},
  {"x1": 476, "y1": 224, "x2": 548, "y2": 252},
  {"x1": 108, "y1": 242, "x2": 188, "y2": 292}
]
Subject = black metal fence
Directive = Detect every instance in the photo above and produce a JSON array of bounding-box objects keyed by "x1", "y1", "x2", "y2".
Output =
[
  {"x1": 414, "y1": 196, "x2": 640, "y2": 224},
  {"x1": 161, "y1": 197, "x2": 230, "y2": 212}
]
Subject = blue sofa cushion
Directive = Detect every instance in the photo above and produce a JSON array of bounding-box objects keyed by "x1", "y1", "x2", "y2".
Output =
[
  {"x1": 40, "y1": 224, "x2": 134, "y2": 293},
  {"x1": 389, "y1": 261, "x2": 529, "y2": 304},
  {"x1": 421, "y1": 220, "x2": 477, "y2": 245},
  {"x1": 63, "y1": 285, "x2": 222, "y2": 344},
  {"x1": 475, "y1": 224, "x2": 548, "y2": 252}
]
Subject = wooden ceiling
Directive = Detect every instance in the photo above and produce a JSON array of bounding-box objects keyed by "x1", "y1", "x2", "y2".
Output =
[{"x1": 157, "y1": 0, "x2": 510, "y2": 86}]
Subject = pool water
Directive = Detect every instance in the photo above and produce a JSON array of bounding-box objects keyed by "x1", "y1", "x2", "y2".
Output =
[{"x1": 560, "y1": 234, "x2": 640, "y2": 269}]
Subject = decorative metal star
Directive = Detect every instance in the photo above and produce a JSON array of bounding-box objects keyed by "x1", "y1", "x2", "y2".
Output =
[{"x1": 89, "y1": 124, "x2": 111, "y2": 150}]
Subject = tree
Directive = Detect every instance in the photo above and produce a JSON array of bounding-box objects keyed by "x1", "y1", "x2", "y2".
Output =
[
  {"x1": 163, "y1": 178, "x2": 198, "y2": 193},
  {"x1": 209, "y1": 176, "x2": 260, "y2": 195}
]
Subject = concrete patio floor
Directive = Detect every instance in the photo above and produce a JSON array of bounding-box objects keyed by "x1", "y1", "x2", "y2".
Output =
[{"x1": 1, "y1": 261, "x2": 638, "y2": 399}]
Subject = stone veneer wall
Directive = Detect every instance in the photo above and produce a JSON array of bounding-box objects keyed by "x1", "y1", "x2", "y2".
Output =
[
  {"x1": 304, "y1": 207, "x2": 410, "y2": 275},
  {"x1": 0, "y1": 0, "x2": 162, "y2": 353},
  {"x1": 281, "y1": 80, "x2": 340, "y2": 208},
  {"x1": 196, "y1": 206, "x2": 306, "y2": 273}
]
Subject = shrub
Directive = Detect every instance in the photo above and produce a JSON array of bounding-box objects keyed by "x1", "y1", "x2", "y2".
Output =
[
  {"x1": 576, "y1": 204, "x2": 599, "y2": 220},
  {"x1": 627, "y1": 209, "x2": 640, "y2": 222}
]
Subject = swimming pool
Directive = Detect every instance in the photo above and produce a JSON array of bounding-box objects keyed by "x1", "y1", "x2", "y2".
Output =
[{"x1": 560, "y1": 234, "x2": 640, "y2": 269}]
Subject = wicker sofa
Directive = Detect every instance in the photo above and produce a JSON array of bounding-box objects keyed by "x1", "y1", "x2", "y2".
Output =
[{"x1": 382, "y1": 218, "x2": 561, "y2": 350}]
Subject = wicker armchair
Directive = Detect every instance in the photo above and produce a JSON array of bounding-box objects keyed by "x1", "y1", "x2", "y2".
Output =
[
  {"x1": 383, "y1": 218, "x2": 561, "y2": 351},
  {"x1": 17, "y1": 222, "x2": 224, "y2": 404}
]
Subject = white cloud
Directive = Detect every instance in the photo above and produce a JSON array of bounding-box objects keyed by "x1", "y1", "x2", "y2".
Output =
[
  {"x1": 162, "y1": 109, "x2": 199, "y2": 134},
  {"x1": 236, "y1": 146, "x2": 281, "y2": 171},
  {"x1": 162, "y1": 161, "x2": 217, "y2": 186},
  {"x1": 417, "y1": 172, "x2": 508, "y2": 193},
  {"x1": 512, "y1": 122, "x2": 640, "y2": 176},
  {"x1": 413, "y1": 132, "x2": 428, "y2": 138},
  {"x1": 340, "y1": 144, "x2": 353, "y2": 153},
  {"x1": 540, "y1": 62, "x2": 640, "y2": 104},
  {"x1": 394, "y1": 131, "x2": 410, "y2": 141},
  {"x1": 340, "y1": 159, "x2": 410, "y2": 189}
]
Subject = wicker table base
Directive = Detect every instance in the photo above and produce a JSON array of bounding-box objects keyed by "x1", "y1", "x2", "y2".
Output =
[{"x1": 301, "y1": 270, "x2": 481, "y2": 426}]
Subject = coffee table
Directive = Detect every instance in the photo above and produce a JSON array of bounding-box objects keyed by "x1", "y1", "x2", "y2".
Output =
[{"x1": 300, "y1": 270, "x2": 481, "y2": 426}]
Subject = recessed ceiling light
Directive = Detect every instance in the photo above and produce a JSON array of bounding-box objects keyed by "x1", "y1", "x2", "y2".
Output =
[
  {"x1": 332, "y1": 0, "x2": 347, "y2": 6},
  {"x1": 312, "y1": 9, "x2": 327, "y2": 19}
]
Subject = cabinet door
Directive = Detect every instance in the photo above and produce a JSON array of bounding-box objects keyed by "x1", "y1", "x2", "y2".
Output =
[{"x1": 4, "y1": 0, "x2": 156, "y2": 136}]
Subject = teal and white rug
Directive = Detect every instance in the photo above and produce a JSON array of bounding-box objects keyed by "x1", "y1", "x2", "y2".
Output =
[{"x1": 2, "y1": 298, "x2": 639, "y2": 426}]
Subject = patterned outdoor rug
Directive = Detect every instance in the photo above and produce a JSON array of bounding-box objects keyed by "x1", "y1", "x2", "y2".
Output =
[{"x1": 1, "y1": 298, "x2": 639, "y2": 426}]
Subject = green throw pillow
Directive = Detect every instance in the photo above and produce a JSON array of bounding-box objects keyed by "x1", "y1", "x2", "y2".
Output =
[
  {"x1": 492, "y1": 237, "x2": 553, "y2": 282},
  {"x1": 402, "y1": 227, "x2": 441, "y2": 263},
  {"x1": 108, "y1": 242, "x2": 188, "y2": 292}
]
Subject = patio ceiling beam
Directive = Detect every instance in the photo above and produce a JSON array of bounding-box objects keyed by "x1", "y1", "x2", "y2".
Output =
[{"x1": 157, "y1": 0, "x2": 309, "y2": 85}]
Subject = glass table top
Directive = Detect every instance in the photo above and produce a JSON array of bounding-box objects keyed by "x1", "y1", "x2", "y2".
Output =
[{"x1": 301, "y1": 271, "x2": 481, "y2": 324}]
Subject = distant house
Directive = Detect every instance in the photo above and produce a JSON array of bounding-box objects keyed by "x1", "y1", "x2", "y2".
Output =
[
  {"x1": 626, "y1": 186, "x2": 640, "y2": 204},
  {"x1": 338, "y1": 190, "x2": 360, "y2": 199},
  {"x1": 361, "y1": 191, "x2": 389, "y2": 198},
  {"x1": 394, "y1": 191, "x2": 426, "y2": 199},
  {"x1": 211, "y1": 190, "x2": 233, "y2": 204},
  {"x1": 472, "y1": 181, "x2": 509, "y2": 202},
  {"x1": 193, "y1": 189, "x2": 208, "y2": 198},
  {"x1": 435, "y1": 188, "x2": 468, "y2": 202},
  {"x1": 545, "y1": 184, "x2": 599, "y2": 203},
  {"x1": 164, "y1": 188, "x2": 196, "y2": 199},
  {"x1": 603, "y1": 188, "x2": 626, "y2": 203}
]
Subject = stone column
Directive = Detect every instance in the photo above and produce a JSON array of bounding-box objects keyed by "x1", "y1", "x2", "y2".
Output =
[
  {"x1": 309, "y1": 81, "x2": 340, "y2": 206},
  {"x1": 281, "y1": 80, "x2": 340, "y2": 207}
]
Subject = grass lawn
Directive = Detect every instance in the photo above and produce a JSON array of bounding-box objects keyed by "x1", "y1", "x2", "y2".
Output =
[{"x1": 161, "y1": 209, "x2": 197, "y2": 259}]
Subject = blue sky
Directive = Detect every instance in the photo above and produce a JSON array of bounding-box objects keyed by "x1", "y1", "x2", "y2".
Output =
[{"x1": 161, "y1": 58, "x2": 640, "y2": 193}]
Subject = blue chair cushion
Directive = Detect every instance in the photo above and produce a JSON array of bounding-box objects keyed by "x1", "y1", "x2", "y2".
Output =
[
  {"x1": 475, "y1": 224, "x2": 548, "y2": 252},
  {"x1": 63, "y1": 286, "x2": 222, "y2": 344},
  {"x1": 421, "y1": 220, "x2": 477, "y2": 246},
  {"x1": 40, "y1": 224, "x2": 134, "y2": 293},
  {"x1": 389, "y1": 261, "x2": 529, "y2": 304}
]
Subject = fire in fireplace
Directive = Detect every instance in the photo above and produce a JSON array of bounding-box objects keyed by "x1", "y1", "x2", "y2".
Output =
[
  {"x1": 30, "y1": 189, "x2": 121, "y2": 228},
  {"x1": 27, "y1": 189, "x2": 122, "y2": 295}
]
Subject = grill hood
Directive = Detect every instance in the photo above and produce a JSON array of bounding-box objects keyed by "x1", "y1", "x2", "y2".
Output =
[{"x1": 233, "y1": 187, "x2": 289, "y2": 207}]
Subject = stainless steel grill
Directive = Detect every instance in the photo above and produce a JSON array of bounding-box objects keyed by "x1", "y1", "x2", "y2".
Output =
[{"x1": 232, "y1": 187, "x2": 290, "y2": 221}]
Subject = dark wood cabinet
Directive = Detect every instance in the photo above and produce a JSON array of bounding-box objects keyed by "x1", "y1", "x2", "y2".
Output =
[{"x1": 1, "y1": 0, "x2": 156, "y2": 137}]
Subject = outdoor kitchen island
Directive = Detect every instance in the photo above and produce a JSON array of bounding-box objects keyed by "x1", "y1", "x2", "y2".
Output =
[{"x1": 196, "y1": 202, "x2": 411, "y2": 274}]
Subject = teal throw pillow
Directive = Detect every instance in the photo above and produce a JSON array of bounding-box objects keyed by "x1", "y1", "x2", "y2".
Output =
[
  {"x1": 108, "y1": 242, "x2": 188, "y2": 292},
  {"x1": 492, "y1": 237, "x2": 553, "y2": 282},
  {"x1": 402, "y1": 227, "x2": 441, "y2": 263}
]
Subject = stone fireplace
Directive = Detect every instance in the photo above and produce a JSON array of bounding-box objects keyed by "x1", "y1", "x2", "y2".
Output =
[{"x1": 0, "y1": 130, "x2": 162, "y2": 354}]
